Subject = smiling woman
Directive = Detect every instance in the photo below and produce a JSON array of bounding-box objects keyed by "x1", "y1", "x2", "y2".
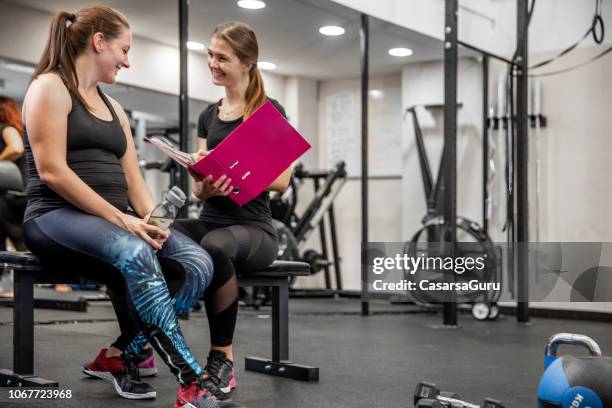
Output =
[{"x1": 19, "y1": 5, "x2": 229, "y2": 407}]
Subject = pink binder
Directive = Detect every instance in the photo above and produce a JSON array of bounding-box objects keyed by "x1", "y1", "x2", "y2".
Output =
[{"x1": 190, "y1": 101, "x2": 311, "y2": 206}]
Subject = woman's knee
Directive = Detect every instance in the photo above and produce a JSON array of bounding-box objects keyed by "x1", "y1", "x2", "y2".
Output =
[{"x1": 162, "y1": 231, "x2": 214, "y2": 291}]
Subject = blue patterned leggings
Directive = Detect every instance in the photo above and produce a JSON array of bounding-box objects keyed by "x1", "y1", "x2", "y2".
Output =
[{"x1": 23, "y1": 208, "x2": 212, "y2": 386}]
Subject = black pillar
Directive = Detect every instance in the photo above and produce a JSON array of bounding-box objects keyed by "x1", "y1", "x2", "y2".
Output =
[
  {"x1": 516, "y1": 0, "x2": 530, "y2": 322},
  {"x1": 443, "y1": 0, "x2": 458, "y2": 326},
  {"x1": 360, "y1": 13, "x2": 370, "y2": 316},
  {"x1": 178, "y1": 0, "x2": 190, "y2": 217},
  {"x1": 482, "y1": 56, "x2": 489, "y2": 233}
]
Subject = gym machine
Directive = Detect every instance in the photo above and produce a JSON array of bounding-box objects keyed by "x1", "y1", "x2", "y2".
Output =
[
  {"x1": 271, "y1": 161, "x2": 347, "y2": 292},
  {"x1": 403, "y1": 105, "x2": 502, "y2": 320}
]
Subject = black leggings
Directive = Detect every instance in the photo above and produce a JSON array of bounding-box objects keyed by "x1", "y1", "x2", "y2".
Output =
[
  {"x1": 23, "y1": 208, "x2": 213, "y2": 385},
  {"x1": 172, "y1": 219, "x2": 278, "y2": 347}
]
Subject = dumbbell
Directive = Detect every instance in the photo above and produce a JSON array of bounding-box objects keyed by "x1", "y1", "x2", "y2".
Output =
[{"x1": 414, "y1": 382, "x2": 504, "y2": 408}]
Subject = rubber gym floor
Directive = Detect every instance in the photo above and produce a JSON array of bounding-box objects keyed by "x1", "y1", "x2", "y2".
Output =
[{"x1": 0, "y1": 289, "x2": 610, "y2": 407}]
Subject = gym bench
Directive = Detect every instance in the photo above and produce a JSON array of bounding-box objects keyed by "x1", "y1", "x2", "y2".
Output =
[{"x1": 0, "y1": 250, "x2": 319, "y2": 387}]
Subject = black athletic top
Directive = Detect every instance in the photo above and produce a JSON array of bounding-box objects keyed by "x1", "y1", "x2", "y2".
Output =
[
  {"x1": 0, "y1": 123, "x2": 27, "y2": 187},
  {"x1": 197, "y1": 97, "x2": 286, "y2": 236},
  {"x1": 23, "y1": 86, "x2": 128, "y2": 223}
]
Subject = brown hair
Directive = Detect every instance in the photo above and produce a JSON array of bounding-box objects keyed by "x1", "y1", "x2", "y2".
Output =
[
  {"x1": 32, "y1": 5, "x2": 130, "y2": 111},
  {"x1": 0, "y1": 96, "x2": 23, "y2": 134},
  {"x1": 212, "y1": 22, "x2": 266, "y2": 119}
]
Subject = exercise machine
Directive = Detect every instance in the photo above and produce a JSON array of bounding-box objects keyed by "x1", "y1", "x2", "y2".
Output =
[
  {"x1": 271, "y1": 161, "x2": 347, "y2": 293},
  {"x1": 403, "y1": 105, "x2": 502, "y2": 320}
]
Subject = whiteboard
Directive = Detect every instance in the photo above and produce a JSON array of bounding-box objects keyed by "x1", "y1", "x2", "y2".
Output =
[{"x1": 324, "y1": 88, "x2": 402, "y2": 177}]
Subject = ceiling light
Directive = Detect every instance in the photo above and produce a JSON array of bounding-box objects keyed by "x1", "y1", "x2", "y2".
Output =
[
  {"x1": 237, "y1": 0, "x2": 266, "y2": 9},
  {"x1": 388, "y1": 47, "x2": 413, "y2": 57},
  {"x1": 369, "y1": 89, "x2": 384, "y2": 99},
  {"x1": 319, "y1": 26, "x2": 345, "y2": 36},
  {"x1": 186, "y1": 41, "x2": 205, "y2": 51},
  {"x1": 258, "y1": 61, "x2": 276, "y2": 70}
]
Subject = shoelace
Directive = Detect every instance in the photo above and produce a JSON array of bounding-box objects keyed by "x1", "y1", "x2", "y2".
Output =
[
  {"x1": 197, "y1": 375, "x2": 226, "y2": 400},
  {"x1": 123, "y1": 354, "x2": 142, "y2": 382},
  {"x1": 206, "y1": 356, "x2": 225, "y2": 379},
  {"x1": 207, "y1": 352, "x2": 233, "y2": 382}
]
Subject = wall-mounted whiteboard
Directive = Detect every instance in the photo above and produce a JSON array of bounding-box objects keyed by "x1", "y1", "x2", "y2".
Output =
[{"x1": 322, "y1": 76, "x2": 402, "y2": 177}]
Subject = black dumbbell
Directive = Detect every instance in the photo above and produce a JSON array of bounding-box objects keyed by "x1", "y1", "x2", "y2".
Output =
[
  {"x1": 481, "y1": 398, "x2": 504, "y2": 408},
  {"x1": 416, "y1": 399, "x2": 443, "y2": 408},
  {"x1": 414, "y1": 382, "x2": 440, "y2": 405},
  {"x1": 414, "y1": 382, "x2": 504, "y2": 408}
]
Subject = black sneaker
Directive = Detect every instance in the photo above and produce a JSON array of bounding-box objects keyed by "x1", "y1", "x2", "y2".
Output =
[
  {"x1": 205, "y1": 350, "x2": 236, "y2": 399},
  {"x1": 110, "y1": 354, "x2": 156, "y2": 399}
]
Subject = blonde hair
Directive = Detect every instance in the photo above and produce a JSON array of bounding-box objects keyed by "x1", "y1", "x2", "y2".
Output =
[{"x1": 212, "y1": 21, "x2": 266, "y2": 118}]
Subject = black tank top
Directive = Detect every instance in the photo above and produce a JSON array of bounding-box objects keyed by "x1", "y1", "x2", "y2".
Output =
[{"x1": 23, "y1": 86, "x2": 128, "y2": 223}]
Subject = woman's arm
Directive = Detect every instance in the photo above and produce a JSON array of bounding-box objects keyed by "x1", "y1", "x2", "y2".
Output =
[
  {"x1": 266, "y1": 166, "x2": 291, "y2": 192},
  {"x1": 24, "y1": 74, "x2": 165, "y2": 249},
  {"x1": 0, "y1": 126, "x2": 25, "y2": 161},
  {"x1": 108, "y1": 96, "x2": 156, "y2": 219}
]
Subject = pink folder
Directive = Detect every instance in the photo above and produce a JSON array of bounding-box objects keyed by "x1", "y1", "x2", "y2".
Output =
[{"x1": 190, "y1": 101, "x2": 311, "y2": 206}]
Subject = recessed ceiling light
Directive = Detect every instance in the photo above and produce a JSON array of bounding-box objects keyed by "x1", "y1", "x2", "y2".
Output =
[
  {"x1": 388, "y1": 47, "x2": 413, "y2": 57},
  {"x1": 258, "y1": 61, "x2": 276, "y2": 70},
  {"x1": 237, "y1": 0, "x2": 266, "y2": 10},
  {"x1": 319, "y1": 26, "x2": 345, "y2": 36},
  {"x1": 369, "y1": 89, "x2": 384, "y2": 99},
  {"x1": 187, "y1": 41, "x2": 205, "y2": 51}
]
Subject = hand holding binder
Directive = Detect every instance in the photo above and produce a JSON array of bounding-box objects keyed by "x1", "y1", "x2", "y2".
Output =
[{"x1": 145, "y1": 100, "x2": 311, "y2": 206}]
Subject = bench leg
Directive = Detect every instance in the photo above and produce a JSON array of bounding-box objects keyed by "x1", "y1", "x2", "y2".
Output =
[
  {"x1": 272, "y1": 280, "x2": 289, "y2": 362},
  {"x1": 0, "y1": 272, "x2": 58, "y2": 387},
  {"x1": 245, "y1": 277, "x2": 319, "y2": 382},
  {"x1": 14, "y1": 271, "x2": 34, "y2": 376}
]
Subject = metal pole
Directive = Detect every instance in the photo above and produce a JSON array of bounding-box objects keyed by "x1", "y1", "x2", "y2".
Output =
[
  {"x1": 178, "y1": 0, "x2": 190, "y2": 217},
  {"x1": 443, "y1": 0, "x2": 458, "y2": 326},
  {"x1": 482, "y1": 56, "x2": 489, "y2": 233},
  {"x1": 313, "y1": 178, "x2": 332, "y2": 289},
  {"x1": 360, "y1": 13, "x2": 370, "y2": 316},
  {"x1": 516, "y1": 0, "x2": 530, "y2": 322}
]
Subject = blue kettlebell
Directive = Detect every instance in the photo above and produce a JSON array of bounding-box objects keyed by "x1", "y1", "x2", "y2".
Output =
[{"x1": 538, "y1": 333, "x2": 612, "y2": 408}]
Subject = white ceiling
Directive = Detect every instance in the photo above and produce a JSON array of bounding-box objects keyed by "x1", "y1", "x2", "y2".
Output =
[{"x1": 8, "y1": 0, "x2": 448, "y2": 79}]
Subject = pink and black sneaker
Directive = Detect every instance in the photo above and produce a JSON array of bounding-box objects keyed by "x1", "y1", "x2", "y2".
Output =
[
  {"x1": 174, "y1": 377, "x2": 219, "y2": 408},
  {"x1": 175, "y1": 374, "x2": 244, "y2": 408},
  {"x1": 134, "y1": 348, "x2": 158, "y2": 377},
  {"x1": 82, "y1": 347, "x2": 158, "y2": 379},
  {"x1": 205, "y1": 350, "x2": 236, "y2": 398}
]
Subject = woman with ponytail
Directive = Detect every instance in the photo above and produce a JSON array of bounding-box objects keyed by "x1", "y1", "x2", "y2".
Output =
[
  {"x1": 21, "y1": 6, "x2": 233, "y2": 407},
  {"x1": 170, "y1": 21, "x2": 292, "y2": 402}
]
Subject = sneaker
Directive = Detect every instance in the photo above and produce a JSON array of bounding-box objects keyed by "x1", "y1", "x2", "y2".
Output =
[
  {"x1": 174, "y1": 376, "x2": 219, "y2": 408},
  {"x1": 205, "y1": 350, "x2": 236, "y2": 397},
  {"x1": 82, "y1": 347, "x2": 158, "y2": 379},
  {"x1": 82, "y1": 348, "x2": 124, "y2": 382},
  {"x1": 132, "y1": 347, "x2": 158, "y2": 377},
  {"x1": 82, "y1": 349, "x2": 156, "y2": 399},
  {"x1": 175, "y1": 376, "x2": 242, "y2": 408},
  {"x1": 110, "y1": 371, "x2": 157, "y2": 400}
]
